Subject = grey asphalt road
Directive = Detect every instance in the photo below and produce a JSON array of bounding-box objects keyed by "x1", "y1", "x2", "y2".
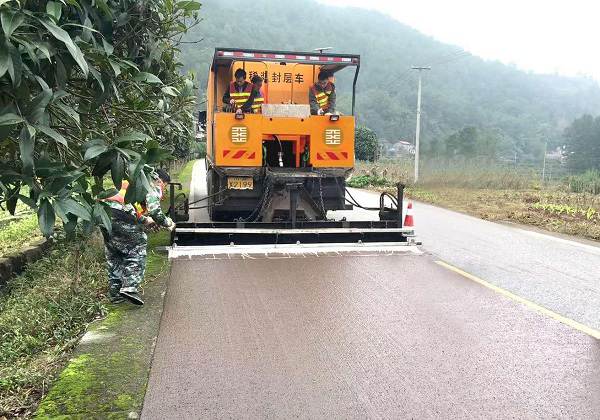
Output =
[
  {"x1": 335, "y1": 187, "x2": 600, "y2": 331},
  {"x1": 142, "y1": 253, "x2": 599, "y2": 419},
  {"x1": 141, "y1": 161, "x2": 600, "y2": 418}
]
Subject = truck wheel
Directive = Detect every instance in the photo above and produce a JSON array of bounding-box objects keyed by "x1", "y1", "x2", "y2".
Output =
[{"x1": 206, "y1": 167, "x2": 215, "y2": 220}]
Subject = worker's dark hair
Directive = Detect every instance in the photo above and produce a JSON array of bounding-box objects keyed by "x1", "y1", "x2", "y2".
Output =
[
  {"x1": 234, "y1": 68, "x2": 246, "y2": 79},
  {"x1": 155, "y1": 168, "x2": 171, "y2": 183},
  {"x1": 318, "y1": 70, "x2": 332, "y2": 81},
  {"x1": 251, "y1": 75, "x2": 263, "y2": 84}
]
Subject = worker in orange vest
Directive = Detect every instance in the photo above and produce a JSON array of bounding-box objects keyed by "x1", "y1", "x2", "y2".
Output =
[
  {"x1": 250, "y1": 75, "x2": 265, "y2": 113},
  {"x1": 223, "y1": 68, "x2": 255, "y2": 113},
  {"x1": 102, "y1": 169, "x2": 174, "y2": 305},
  {"x1": 309, "y1": 70, "x2": 336, "y2": 115}
]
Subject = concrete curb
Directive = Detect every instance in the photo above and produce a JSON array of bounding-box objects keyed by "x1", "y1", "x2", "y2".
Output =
[{"x1": 0, "y1": 238, "x2": 52, "y2": 288}]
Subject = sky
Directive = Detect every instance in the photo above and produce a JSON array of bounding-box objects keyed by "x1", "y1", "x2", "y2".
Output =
[{"x1": 320, "y1": 0, "x2": 599, "y2": 80}]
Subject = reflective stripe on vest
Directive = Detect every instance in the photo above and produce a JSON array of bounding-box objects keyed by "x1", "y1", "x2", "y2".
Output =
[
  {"x1": 252, "y1": 95, "x2": 264, "y2": 112},
  {"x1": 104, "y1": 180, "x2": 130, "y2": 204},
  {"x1": 312, "y1": 83, "x2": 333, "y2": 111},
  {"x1": 229, "y1": 82, "x2": 253, "y2": 109}
]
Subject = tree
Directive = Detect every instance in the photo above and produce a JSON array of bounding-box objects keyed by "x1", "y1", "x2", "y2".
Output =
[
  {"x1": 0, "y1": 0, "x2": 200, "y2": 237},
  {"x1": 355, "y1": 126, "x2": 378, "y2": 161},
  {"x1": 564, "y1": 114, "x2": 600, "y2": 173}
]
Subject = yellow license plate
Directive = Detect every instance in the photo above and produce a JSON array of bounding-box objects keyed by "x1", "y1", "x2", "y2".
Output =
[{"x1": 227, "y1": 177, "x2": 254, "y2": 190}]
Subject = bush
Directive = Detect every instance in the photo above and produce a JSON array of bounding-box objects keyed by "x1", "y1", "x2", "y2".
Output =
[
  {"x1": 355, "y1": 126, "x2": 379, "y2": 162},
  {"x1": 567, "y1": 170, "x2": 600, "y2": 194},
  {"x1": 347, "y1": 174, "x2": 391, "y2": 188}
]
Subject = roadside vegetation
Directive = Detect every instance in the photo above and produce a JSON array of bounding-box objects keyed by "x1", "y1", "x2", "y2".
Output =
[
  {"x1": 351, "y1": 161, "x2": 600, "y2": 242},
  {"x1": 0, "y1": 160, "x2": 194, "y2": 418}
]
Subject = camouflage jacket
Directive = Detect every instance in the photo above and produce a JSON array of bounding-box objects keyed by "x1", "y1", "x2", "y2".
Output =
[{"x1": 105, "y1": 185, "x2": 173, "y2": 228}]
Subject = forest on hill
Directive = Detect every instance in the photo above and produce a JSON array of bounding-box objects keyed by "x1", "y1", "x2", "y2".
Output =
[{"x1": 180, "y1": 0, "x2": 600, "y2": 163}]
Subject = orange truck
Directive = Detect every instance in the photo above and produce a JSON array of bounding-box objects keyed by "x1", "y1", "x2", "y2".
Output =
[{"x1": 200, "y1": 47, "x2": 361, "y2": 222}]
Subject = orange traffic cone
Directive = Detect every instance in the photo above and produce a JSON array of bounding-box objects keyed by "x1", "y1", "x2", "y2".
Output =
[{"x1": 404, "y1": 202, "x2": 414, "y2": 227}]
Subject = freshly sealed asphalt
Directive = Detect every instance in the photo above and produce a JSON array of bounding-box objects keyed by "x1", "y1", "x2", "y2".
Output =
[{"x1": 141, "y1": 161, "x2": 600, "y2": 418}]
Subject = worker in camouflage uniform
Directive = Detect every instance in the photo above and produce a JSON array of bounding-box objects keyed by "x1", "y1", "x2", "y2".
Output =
[{"x1": 102, "y1": 168, "x2": 174, "y2": 305}]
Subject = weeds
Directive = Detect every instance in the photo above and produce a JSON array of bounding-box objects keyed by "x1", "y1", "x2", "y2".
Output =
[
  {"x1": 0, "y1": 215, "x2": 43, "y2": 258},
  {"x1": 566, "y1": 170, "x2": 600, "y2": 195},
  {"x1": 347, "y1": 174, "x2": 392, "y2": 188},
  {"x1": 0, "y1": 236, "x2": 107, "y2": 417}
]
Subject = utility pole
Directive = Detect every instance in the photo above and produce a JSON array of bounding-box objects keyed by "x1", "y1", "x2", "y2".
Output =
[
  {"x1": 542, "y1": 141, "x2": 547, "y2": 183},
  {"x1": 411, "y1": 66, "x2": 431, "y2": 183}
]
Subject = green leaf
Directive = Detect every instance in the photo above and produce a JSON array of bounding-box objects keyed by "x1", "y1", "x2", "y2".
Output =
[
  {"x1": 46, "y1": 1, "x2": 62, "y2": 22},
  {"x1": 55, "y1": 102, "x2": 80, "y2": 126},
  {"x1": 39, "y1": 19, "x2": 88, "y2": 76},
  {"x1": 0, "y1": 45, "x2": 8, "y2": 78},
  {"x1": 92, "y1": 150, "x2": 114, "y2": 176},
  {"x1": 35, "y1": 42, "x2": 52, "y2": 61},
  {"x1": 1, "y1": 10, "x2": 25, "y2": 37},
  {"x1": 7, "y1": 44, "x2": 21, "y2": 86},
  {"x1": 57, "y1": 198, "x2": 91, "y2": 220},
  {"x1": 161, "y1": 86, "x2": 180, "y2": 97},
  {"x1": 84, "y1": 144, "x2": 108, "y2": 160},
  {"x1": 111, "y1": 154, "x2": 124, "y2": 189},
  {"x1": 97, "y1": 188, "x2": 118, "y2": 199},
  {"x1": 134, "y1": 72, "x2": 162, "y2": 84},
  {"x1": 0, "y1": 113, "x2": 24, "y2": 126},
  {"x1": 116, "y1": 131, "x2": 150, "y2": 143},
  {"x1": 176, "y1": 1, "x2": 201, "y2": 12},
  {"x1": 102, "y1": 39, "x2": 113, "y2": 55},
  {"x1": 18, "y1": 194, "x2": 36, "y2": 208},
  {"x1": 146, "y1": 147, "x2": 173, "y2": 163},
  {"x1": 36, "y1": 125, "x2": 68, "y2": 146},
  {"x1": 94, "y1": 202, "x2": 112, "y2": 235},
  {"x1": 6, "y1": 184, "x2": 19, "y2": 215},
  {"x1": 19, "y1": 126, "x2": 35, "y2": 175},
  {"x1": 89, "y1": 66, "x2": 104, "y2": 91},
  {"x1": 108, "y1": 59, "x2": 121, "y2": 76},
  {"x1": 38, "y1": 198, "x2": 56, "y2": 237},
  {"x1": 27, "y1": 88, "x2": 52, "y2": 123}
]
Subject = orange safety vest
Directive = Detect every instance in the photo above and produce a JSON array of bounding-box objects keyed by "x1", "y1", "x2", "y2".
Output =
[
  {"x1": 229, "y1": 81, "x2": 253, "y2": 110},
  {"x1": 251, "y1": 91, "x2": 264, "y2": 113},
  {"x1": 311, "y1": 82, "x2": 334, "y2": 112},
  {"x1": 104, "y1": 180, "x2": 163, "y2": 219}
]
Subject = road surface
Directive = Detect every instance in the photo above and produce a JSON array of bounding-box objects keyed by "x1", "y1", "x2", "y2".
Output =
[{"x1": 142, "y1": 161, "x2": 600, "y2": 418}]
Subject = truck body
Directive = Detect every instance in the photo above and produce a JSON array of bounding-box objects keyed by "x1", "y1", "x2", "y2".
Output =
[{"x1": 203, "y1": 48, "x2": 360, "y2": 222}]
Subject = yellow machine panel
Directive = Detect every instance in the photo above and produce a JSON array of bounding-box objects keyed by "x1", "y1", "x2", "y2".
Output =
[{"x1": 213, "y1": 114, "x2": 353, "y2": 168}]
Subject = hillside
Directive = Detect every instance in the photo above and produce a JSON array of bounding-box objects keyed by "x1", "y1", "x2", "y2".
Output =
[{"x1": 181, "y1": 0, "x2": 600, "y2": 161}]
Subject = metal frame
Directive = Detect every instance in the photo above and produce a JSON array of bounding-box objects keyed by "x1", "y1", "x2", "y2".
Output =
[
  {"x1": 173, "y1": 220, "x2": 414, "y2": 247},
  {"x1": 210, "y1": 47, "x2": 361, "y2": 116}
]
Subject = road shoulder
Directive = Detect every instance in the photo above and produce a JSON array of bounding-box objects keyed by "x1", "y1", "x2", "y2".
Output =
[{"x1": 34, "y1": 235, "x2": 170, "y2": 419}]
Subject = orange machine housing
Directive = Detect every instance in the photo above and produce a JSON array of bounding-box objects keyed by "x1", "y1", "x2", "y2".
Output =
[
  {"x1": 203, "y1": 48, "x2": 360, "y2": 221},
  {"x1": 206, "y1": 54, "x2": 357, "y2": 169}
]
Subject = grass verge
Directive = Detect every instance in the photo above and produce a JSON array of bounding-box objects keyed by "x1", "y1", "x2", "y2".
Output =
[
  {"x1": 0, "y1": 236, "x2": 107, "y2": 417},
  {"x1": 353, "y1": 161, "x2": 600, "y2": 242},
  {"x1": 0, "y1": 160, "x2": 195, "y2": 418},
  {"x1": 401, "y1": 187, "x2": 600, "y2": 241}
]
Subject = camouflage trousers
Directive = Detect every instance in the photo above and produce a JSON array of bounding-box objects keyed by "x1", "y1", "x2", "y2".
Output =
[{"x1": 103, "y1": 219, "x2": 148, "y2": 297}]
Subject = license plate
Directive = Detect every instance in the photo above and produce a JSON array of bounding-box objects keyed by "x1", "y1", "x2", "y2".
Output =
[{"x1": 227, "y1": 177, "x2": 254, "y2": 190}]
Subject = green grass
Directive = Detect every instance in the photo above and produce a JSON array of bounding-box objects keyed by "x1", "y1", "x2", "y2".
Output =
[
  {"x1": 0, "y1": 236, "x2": 107, "y2": 417},
  {"x1": 347, "y1": 174, "x2": 392, "y2": 188},
  {"x1": 0, "y1": 162, "x2": 191, "y2": 418},
  {"x1": 0, "y1": 214, "x2": 43, "y2": 258},
  {"x1": 354, "y1": 160, "x2": 537, "y2": 190},
  {"x1": 566, "y1": 170, "x2": 600, "y2": 194}
]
